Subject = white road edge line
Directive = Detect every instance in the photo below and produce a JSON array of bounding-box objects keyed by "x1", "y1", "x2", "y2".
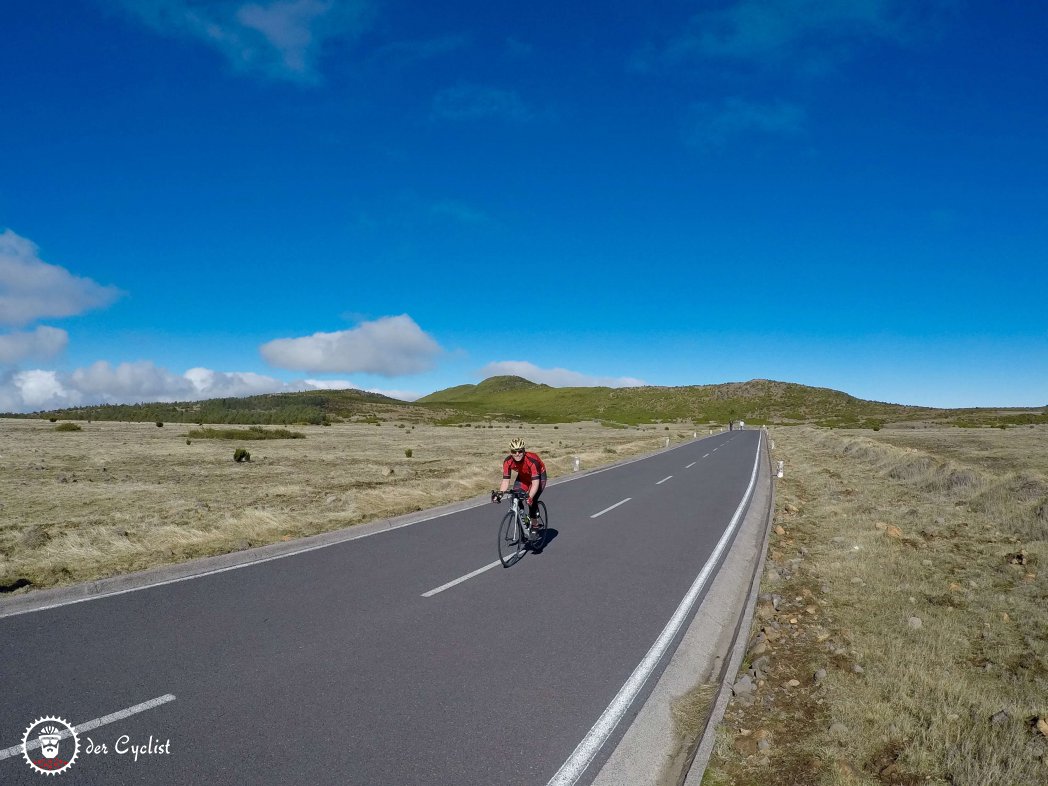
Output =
[
  {"x1": 590, "y1": 498, "x2": 631, "y2": 519},
  {"x1": 0, "y1": 694, "x2": 176, "y2": 761},
  {"x1": 546, "y1": 433, "x2": 763, "y2": 786},
  {"x1": 656, "y1": 476, "x2": 672, "y2": 485},
  {"x1": 685, "y1": 462, "x2": 696, "y2": 469},
  {"x1": 422, "y1": 559, "x2": 504, "y2": 597}
]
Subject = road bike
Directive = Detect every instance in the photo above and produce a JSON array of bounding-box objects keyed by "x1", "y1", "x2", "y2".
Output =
[{"x1": 491, "y1": 488, "x2": 548, "y2": 567}]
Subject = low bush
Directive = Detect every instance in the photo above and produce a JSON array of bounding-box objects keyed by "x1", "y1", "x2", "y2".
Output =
[
  {"x1": 187, "y1": 426, "x2": 305, "y2": 440},
  {"x1": 54, "y1": 422, "x2": 82, "y2": 432},
  {"x1": 233, "y1": 448, "x2": 250, "y2": 462}
]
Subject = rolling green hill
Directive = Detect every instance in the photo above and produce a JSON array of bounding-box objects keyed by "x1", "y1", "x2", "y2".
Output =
[
  {"x1": 417, "y1": 376, "x2": 933, "y2": 426},
  {"x1": 5, "y1": 376, "x2": 1044, "y2": 428}
]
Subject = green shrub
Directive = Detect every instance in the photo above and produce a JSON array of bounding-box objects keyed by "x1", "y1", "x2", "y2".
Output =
[
  {"x1": 54, "y1": 422, "x2": 82, "y2": 432},
  {"x1": 405, "y1": 448, "x2": 413, "y2": 458},
  {"x1": 234, "y1": 448, "x2": 250, "y2": 462},
  {"x1": 187, "y1": 427, "x2": 305, "y2": 440},
  {"x1": 156, "y1": 421, "x2": 164, "y2": 427},
  {"x1": 49, "y1": 418, "x2": 57, "y2": 423}
]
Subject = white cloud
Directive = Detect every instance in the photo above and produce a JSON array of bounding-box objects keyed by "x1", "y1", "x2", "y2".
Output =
[
  {"x1": 70, "y1": 360, "x2": 196, "y2": 401},
  {"x1": 184, "y1": 367, "x2": 293, "y2": 398},
  {"x1": 113, "y1": 0, "x2": 372, "y2": 81},
  {"x1": 0, "y1": 370, "x2": 72, "y2": 411},
  {"x1": 0, "y1": 326, "x2": 68, "y2": 363},
  {"x1": 0, "y1": 360, "x2": 424, "y2": 413},
  {"x1": 260, "y1": 315, "x2": 443, "y2": 375},
  {"x1": 0, "y1": 230, "x2": 122, "y2": 327},
  {"x1": 479, "y1": 360, "x2": 646, "y2": 389}
]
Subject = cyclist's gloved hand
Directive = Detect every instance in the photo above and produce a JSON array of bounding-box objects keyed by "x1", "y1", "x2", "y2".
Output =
[
  {"x1": 527, "y1": 497, "x2": 534, "y2": 507},
  {"x1": 491, "y1": 490, "x2": 501, "y2": 503}
]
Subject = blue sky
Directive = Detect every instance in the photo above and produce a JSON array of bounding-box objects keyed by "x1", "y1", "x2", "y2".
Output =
[{"x1": 1, "y1": 0, "x2": 1045, "y2": 412}]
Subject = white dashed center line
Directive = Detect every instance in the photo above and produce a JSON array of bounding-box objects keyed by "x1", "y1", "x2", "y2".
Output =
[
  {"x1": 685, "y1": 462, "x2": 696, "y2": 469},
  {"x1": 591, "y1": 498, "x2": 631, "y2": 518},
  {"x1": 422, "y1": 559, "x2": 503, "y2": 597},
  {"x1": 656, "y1": 476, "x2": 672, "y2": 485}
]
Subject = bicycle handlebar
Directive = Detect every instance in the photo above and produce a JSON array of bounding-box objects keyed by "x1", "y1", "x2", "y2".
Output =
[{"x1": 491, "y1": 488, "x2": 529, "y2": 503}]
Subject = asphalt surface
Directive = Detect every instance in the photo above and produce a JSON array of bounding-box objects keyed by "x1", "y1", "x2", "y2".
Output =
[{"x1": 0, "y1": 430, "x2": 763, "y2": 785}]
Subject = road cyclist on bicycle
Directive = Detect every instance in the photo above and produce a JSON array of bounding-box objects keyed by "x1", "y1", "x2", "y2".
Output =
[{"x1": 491, "y1": 438, "x2": 547, "y2": 535}]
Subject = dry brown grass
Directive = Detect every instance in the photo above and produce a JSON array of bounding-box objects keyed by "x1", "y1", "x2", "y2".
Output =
[
  {"x1": 0, "y1": 418, "x2": 690, "y2": 592},
  {"x1": 703, "y1": 425, "x2": 1048, "y2": 786}
]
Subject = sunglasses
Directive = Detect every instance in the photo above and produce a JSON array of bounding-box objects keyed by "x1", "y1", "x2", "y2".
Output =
[{"x1": 511, "y1": 450, "x2": 524, "y2": 456}]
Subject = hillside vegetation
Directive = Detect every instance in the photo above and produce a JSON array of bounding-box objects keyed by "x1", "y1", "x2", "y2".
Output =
[
  {"x1": 5, "y1": 376, "x2": 1045, "y2": 428},
  {"x1": 418, "y1": 377, "x2": 1046, "y2": 428},
  {"x1": 6, "y1": 388, "x2": 455, "y2": 426}
]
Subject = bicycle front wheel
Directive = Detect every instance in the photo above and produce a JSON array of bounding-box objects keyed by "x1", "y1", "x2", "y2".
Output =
[{"x1": 498, "y1": 510, "x2": 525, "y2": 567}]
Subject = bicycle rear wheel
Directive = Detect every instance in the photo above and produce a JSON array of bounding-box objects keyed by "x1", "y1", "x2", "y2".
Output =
[
  {"x1": 528, "y1": 500, "x2": 548, "y2": 551},
  {"x1": 498, "y1": 510, "x2": 525, "y2": 567}
]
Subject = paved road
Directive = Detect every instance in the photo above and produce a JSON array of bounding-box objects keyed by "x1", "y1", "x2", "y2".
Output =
[{"x1": 0, "y1": 430, "x2": 763, "y2": 785}]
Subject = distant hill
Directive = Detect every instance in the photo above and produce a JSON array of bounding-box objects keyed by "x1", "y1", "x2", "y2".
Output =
[
  {"x1": 419, "y1": 376, "x2": 1047, "y2": 428},
  {"x1": 5, "y1": 388, "x2": 454, "y2": 426},
  {"x1": 5, "y1": 376, "x2": 1045, "y2": 428},
  {"x1": 418, "y1": 376, "x2": 926, "y2": 426}
]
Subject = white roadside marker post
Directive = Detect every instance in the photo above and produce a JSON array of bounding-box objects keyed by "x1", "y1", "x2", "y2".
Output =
[
  {"x1": 573, "y1": 456, "x2": 580, "y2": 472},
  {"x1": 777, "y1": 460, "x2": 784, "y2": 478}
]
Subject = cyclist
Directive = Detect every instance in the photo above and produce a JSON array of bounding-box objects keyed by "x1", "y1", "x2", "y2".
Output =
[{"x1": 495, "y1": 438, "x2": 547, "y2": 532}]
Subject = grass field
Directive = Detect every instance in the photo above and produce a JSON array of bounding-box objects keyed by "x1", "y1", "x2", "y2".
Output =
[
  {"x1": 703, "y1": 425, "x2": 1047, "y2": 785},
  {"x1": 0, "y1": 417, "x2": 691, "y2": 592}
]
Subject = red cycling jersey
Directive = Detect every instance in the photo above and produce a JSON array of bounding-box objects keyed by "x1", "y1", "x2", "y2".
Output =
[{"x1": 503, "y1": 452, "x2": 547, "y2": 488}]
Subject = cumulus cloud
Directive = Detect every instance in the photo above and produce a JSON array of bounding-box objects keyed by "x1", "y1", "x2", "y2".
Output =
[
  {"x1": 0, "y1": 326, "x2": 68, "y2": 363},
  {"x1": 112, "y1": 0, "x2": 372, "y2": 81},
  {"x1": 260, "y1": 315, "x2": 443, "y2": 375},
  {"x1": 479, "y1": 360, "x2": 646, "y2": 389},
  {"x1": 70, "y1": 360, "x2": 196, "y2": 401},
  {"x1": 0, "y1": 230, "x2": 122, "y2": 327},
  {"x1": 0, "y1": 360, "x2": 422, "y2": 413},
  {"x1": 0, "y1": 370, "x2": 72, "y2": 412},
  {"x1": 432, "y1": 84, "x2": 532, "y2": 122}
]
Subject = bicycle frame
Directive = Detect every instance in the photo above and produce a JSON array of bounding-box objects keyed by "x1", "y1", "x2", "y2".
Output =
[{"x1": 507, "y1": 492, "x2": 528, "y2": 540}]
